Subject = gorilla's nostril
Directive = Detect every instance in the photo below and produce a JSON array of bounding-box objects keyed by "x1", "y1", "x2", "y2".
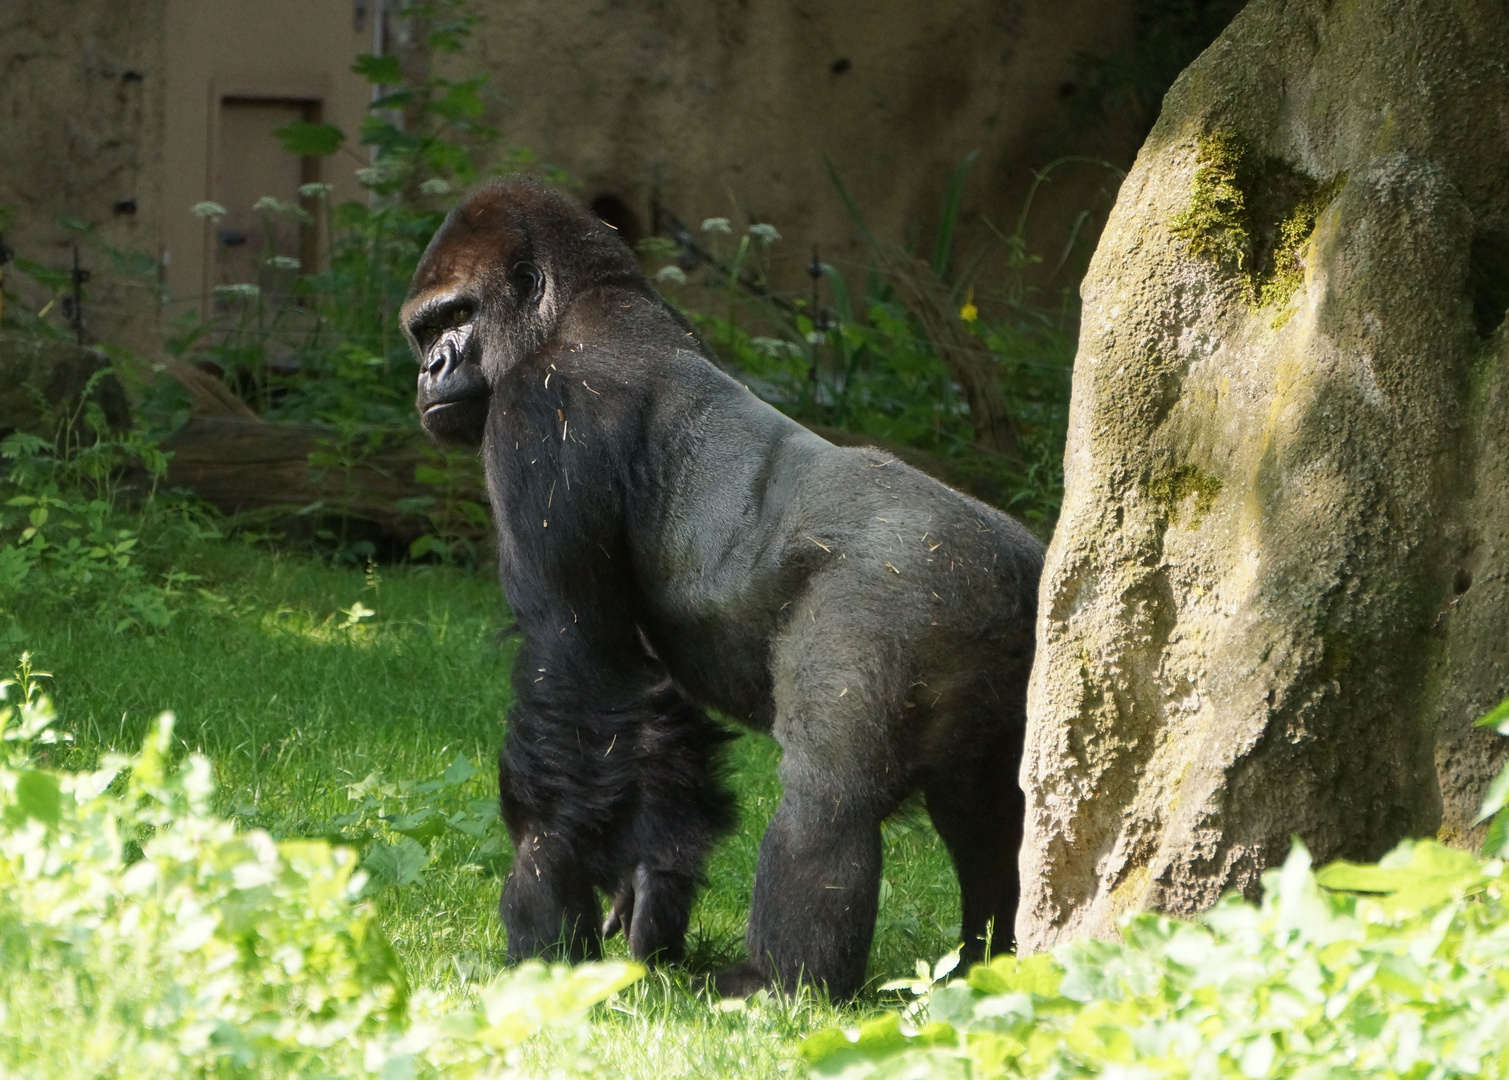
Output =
[{"x1": 426, "y1": 340, "x2": 456, "y2": 376}]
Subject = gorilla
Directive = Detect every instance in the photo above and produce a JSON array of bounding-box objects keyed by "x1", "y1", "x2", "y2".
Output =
[{"x1": 402, "y1": 179, "x2": 1044, "y2": 999}]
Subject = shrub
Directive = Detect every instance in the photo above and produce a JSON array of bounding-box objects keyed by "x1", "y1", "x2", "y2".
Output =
[
  {"x1": 803, "y1": 703, "x2": 1509, "y2": 1079},
  {"x1": 0, "y1": 422, "x2": 219, "y2": 635},
  {"x1": 0, "y1": 659, "x2": 641, "y2": 1079}
]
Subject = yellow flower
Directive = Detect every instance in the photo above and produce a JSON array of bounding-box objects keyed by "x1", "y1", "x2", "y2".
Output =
[{"x1": 959, "y1": 288, "x2": 978, "y2": 323}]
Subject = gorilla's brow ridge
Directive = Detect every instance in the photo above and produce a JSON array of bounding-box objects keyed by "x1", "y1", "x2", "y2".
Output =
[{"x1": 407, "y1": 292, "x2": 472, "y2": 334}]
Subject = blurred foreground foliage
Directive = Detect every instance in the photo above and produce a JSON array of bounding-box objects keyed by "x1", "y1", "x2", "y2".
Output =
[
  {"x1": 803, "y1": 699, "x2": 1509, "y2": 1080},
  {"x1": 0, "y1": 659, "x2": 641, "y2": 1079}
]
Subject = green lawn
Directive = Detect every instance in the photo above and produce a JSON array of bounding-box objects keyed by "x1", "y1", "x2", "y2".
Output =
[{"x1": 8, "y1": 539, "x2": 963, "y2": 1077}]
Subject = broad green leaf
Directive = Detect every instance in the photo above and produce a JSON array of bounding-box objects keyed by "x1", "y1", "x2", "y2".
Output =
[
  {"x1": 1318, "y1": 861, "x2": 1410, "y2": 893},
  {"x1": 362, "y1": 836, "x2": 429, "y2": 888},
  {"x1": 15, "y1": 769, "x2": 61, "y2": 825},
  {"x1": 352, "y1": 53, "x2": 403, "y2": 84},
  {"x1": 474, "y1": 961, "x2": 643, "y2": 1049},
  {"x1": 432, "y1": 80, "x2": 485, "y2": 121},
  {"x1": 1481, "y1": 807, "x2": 1509, "y2": 860},
  {"x1": 968, "y1": 952, "x2": 1062, "y2": 997},
  {"x1": 798, "y1": 1027, "x2": 858, "y2": 1065},
  {"x1": 1475, "y1": 696, "x2": 1509, "y2": 735},
  {"x1": 1318, "y1": 841, "x2": 1487, "y2": 913},
  {"x1": 273, "y1": 121, "x2": 346, "y2": 157},
  {"x1": 443, "y1": 753, "x2": 475, "y2": 786},
  {"x1": 388, "y1": 809, "x2": 447, "y2": 843},
  {"x1": 1474, "y1": 759, "x2": 1509, "y2": 824}
]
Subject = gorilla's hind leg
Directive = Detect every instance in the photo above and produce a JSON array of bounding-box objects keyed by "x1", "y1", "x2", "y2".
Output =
[
  {"x1": 923, "y1": 727, "x2": 1025, "y2": 964},
  {"x1": 742, "y1": 788, "x2": 888, "y2": 998}
]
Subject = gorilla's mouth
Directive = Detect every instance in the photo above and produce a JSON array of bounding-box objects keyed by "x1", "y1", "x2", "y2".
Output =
[
  {"x1": 423, "y1": 392, "x2": 487, "y2": 417},
  {"x1": 420, "y1": 392, "x2": 489, "y2": 447}
]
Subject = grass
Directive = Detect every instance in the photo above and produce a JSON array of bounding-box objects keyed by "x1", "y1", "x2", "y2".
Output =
[{"x1": 7, "y1": 537, "x2": 964, "y2": 1077}]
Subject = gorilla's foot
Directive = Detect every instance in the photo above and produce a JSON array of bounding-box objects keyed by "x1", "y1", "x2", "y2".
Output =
[{"x1": 710, "y1": 962, "x2": 771, "y2": 998}]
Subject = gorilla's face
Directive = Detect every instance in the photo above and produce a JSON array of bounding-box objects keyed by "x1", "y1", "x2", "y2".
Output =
[
  {"x1": 406, "y1": 290, "x2": 487, "y2": 446},
  {"x1": 403, "y1": 180, "x2": 651, "y2": 448},
  {"x1": 402, "y1": 189, "x2": 549, "y2": 448}
]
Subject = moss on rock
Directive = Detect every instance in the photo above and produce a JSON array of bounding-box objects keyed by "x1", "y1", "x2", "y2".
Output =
[
  {"x1": 1169, "y1": 129, "x2": 1347, "y2": 310},
  {"x1": 1148, "y1": 463, "x2": 1223, "y2": 525},
  {"x1": 1168, "y1": 129, "x2": 1251, "y2": 270},
  {"x1": 1258, "y1": 172, "x2": 1349, "y2": 309}
]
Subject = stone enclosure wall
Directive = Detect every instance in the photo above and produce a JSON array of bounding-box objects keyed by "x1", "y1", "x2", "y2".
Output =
[
  {"x1": 0, "y1": 1, "x2": 167, "y2": 350},
  {"x1": 453, "y1": 0, "x2": 1153, "y2": 299},
  {"x1": 3, "y1": 0, "x2": 1249, "y2": 345}
]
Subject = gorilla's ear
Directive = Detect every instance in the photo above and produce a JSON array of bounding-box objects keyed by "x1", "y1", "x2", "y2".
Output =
[{"x1": 512, "y1": 260, "x2": 544, "y2": 306}]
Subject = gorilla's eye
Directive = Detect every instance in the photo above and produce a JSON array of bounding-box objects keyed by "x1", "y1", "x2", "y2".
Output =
[
  {"x1": 411, "y1": 300, "x2": 475, "y2": 349},
  {"x1": 512, "y1": 261, "x2": 544, "y2": 303}
]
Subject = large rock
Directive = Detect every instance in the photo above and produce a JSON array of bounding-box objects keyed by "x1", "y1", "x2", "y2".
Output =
[
  {"x1": 0, "y1": 330, "x2": 132, "y2": 441},
  {"x1": 1019, "y1": 0, "x2": 1509, "y2": 951}
]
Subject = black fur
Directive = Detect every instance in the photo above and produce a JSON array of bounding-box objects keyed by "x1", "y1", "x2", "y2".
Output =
[{"x1": 404, "y1": 179, "x2": 1044, "y2": 998}]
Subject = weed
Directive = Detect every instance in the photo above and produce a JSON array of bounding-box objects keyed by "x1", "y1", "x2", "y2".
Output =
[{"x1": 0, "y1": 411, "x2": 219, "y2": 634}]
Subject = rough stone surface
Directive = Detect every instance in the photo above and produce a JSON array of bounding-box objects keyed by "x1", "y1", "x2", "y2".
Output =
[
  {"x1": 0, "y1": 330, "x2": 131, "y2": 440},
  {"x1": 0, "y1": 1, "x2": 166, "y2": 351},
  {"x1": 455, "y1": 0, "x2": 1151, "y2": 298},
  {"x1": 1019, "y1": 0, "x2": 1509, "y2": 952}
]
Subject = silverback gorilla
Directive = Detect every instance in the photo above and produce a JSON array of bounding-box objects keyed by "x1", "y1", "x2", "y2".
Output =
[{"x1": 402, "y1": 180, "x2": 1044, "y2": 999}]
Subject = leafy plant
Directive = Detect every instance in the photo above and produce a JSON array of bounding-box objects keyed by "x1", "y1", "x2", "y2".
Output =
[
  {"x1": 653, "y1": 166, "x2": 1084, "y2": 526},
  {"x1": 807, "y1": 842, "x2": 1509, "y2": 1078},
  {"x1": 308, "y1": 749, "x2": 513, "y2": 892},
  {"x1": 0, "y1": 657, "x2": 642, "y2": 1079},
  {"x1": 400, "y1": 445, "x2": 494, "y2": 565},
  {"x1": 0, "y1": 414, "x2": 216, "y2": 634},
  {"x1": 803, "y1": 703, "x2": 1509, "y2": 1079}
]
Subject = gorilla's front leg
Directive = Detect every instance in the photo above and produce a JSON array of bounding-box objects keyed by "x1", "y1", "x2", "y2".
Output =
[
  {"x1": 733, "y1": 791, "x2": 885, "y2": 999},
  {"x1": 602, "y1": 863, "x2": 700, "y2": 962},
  {"x1": 500, "y1": 830, "x2": 604, "y2": 962},
  {"x1": 496, "y1": 702, "x2": 626, "y2": 964},
  {"x1": 603, "y1": 699, "x2": 736, "y2": 963},
  {"x1": 500, "y1": 681, "x2": 734, "y2": 966}
]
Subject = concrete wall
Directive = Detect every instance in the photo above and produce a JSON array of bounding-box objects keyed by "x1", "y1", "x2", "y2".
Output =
[
  {"x1": 458, "y1": 0, "x2": 1146, "y2": 303},
  {"x1": 0, "y1": 0, "x2": 168, "y2": 350},
  {"x1": 0, "y1": 0, "x2": 372, "y2": 348},
  {"x1": 2, "y1": 0, "x2": 1212, "y2": 346}
]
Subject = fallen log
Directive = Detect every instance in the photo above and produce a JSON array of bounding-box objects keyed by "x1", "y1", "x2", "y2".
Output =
[{"x1": 160, "y1": 415, "x2": 489, "y2": 555}]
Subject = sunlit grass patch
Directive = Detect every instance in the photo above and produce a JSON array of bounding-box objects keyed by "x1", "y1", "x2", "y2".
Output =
[{"x1": 6, "y1": 543, "x2": 967, "y2": 1076}]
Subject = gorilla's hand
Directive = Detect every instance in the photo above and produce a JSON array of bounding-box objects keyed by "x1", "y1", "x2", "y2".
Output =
[
  {"x1": 602, "y1": 873, "x2": 637, "y2": 940},
  {"x1": 602, "y1": 864, "x2": 697, "y2": 964}
]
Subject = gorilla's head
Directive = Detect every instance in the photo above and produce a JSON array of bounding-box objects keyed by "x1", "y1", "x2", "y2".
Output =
[{"x1": 402, "y1": 179, "x2": 641, "y2": 447}]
